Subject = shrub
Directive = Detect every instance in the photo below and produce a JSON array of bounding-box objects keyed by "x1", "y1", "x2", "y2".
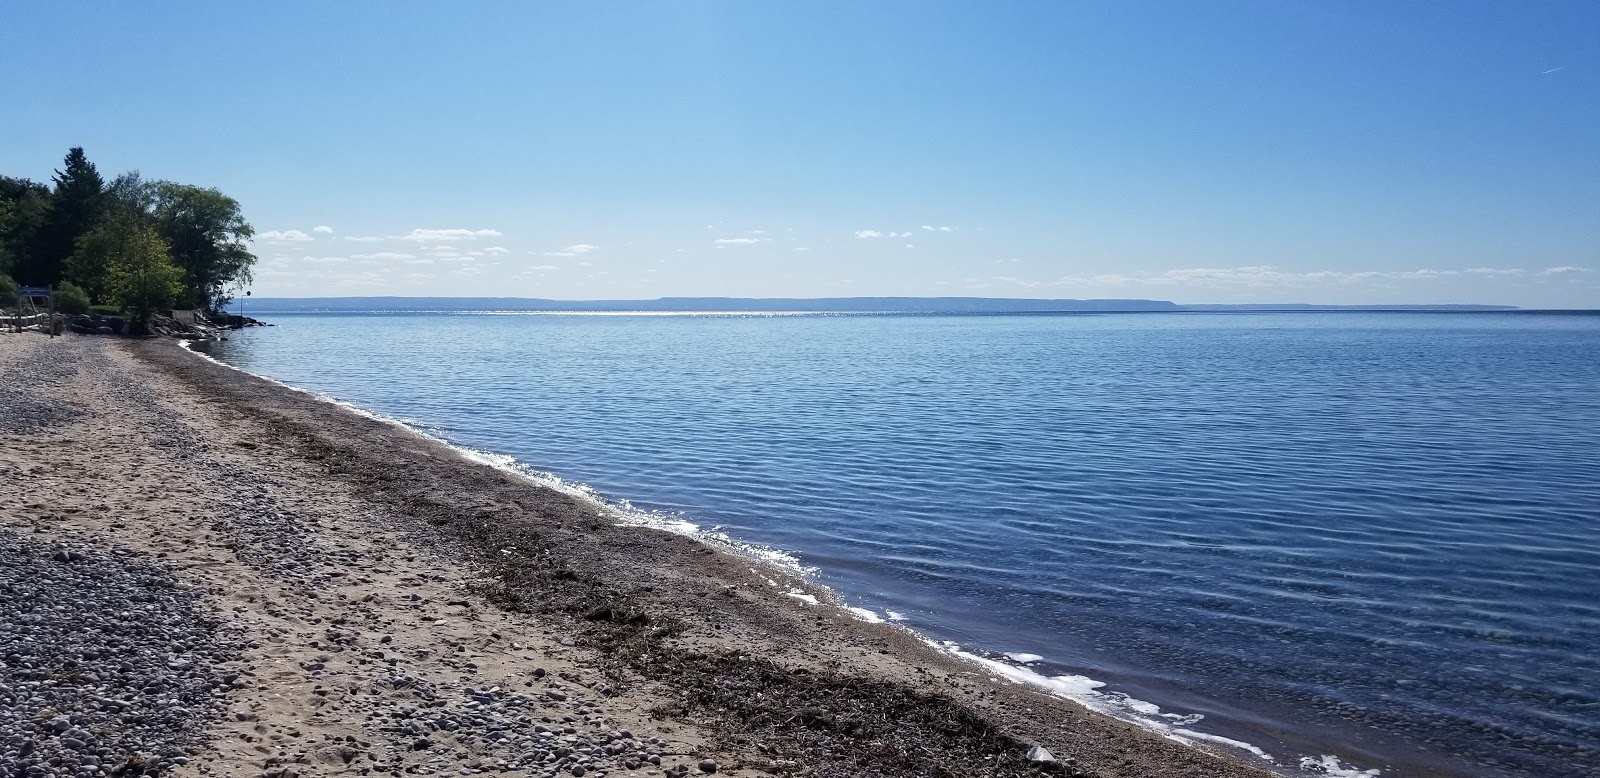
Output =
[
  {"x1": 0, "y1": 273, "x2": 17, "y2": 304},
  {"x1": 54, "y1": 282, "x2": 91, "y2": 315}
]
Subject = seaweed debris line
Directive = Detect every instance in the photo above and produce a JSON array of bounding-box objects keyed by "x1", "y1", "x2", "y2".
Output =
[{"x1": 0, "y1": 331, "x2": 1276, "y2": 778}]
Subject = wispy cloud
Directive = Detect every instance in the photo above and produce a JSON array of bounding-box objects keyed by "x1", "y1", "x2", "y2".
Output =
[
  {"x1": 259, "y1": 229, "x2": 313, "y2": 242},
  {"x1": 713, "y1": 237, "x2": 764, "y2": 245},
  {"x1": 399, "y1": 228, "x2": 502, "y2": 242},
  {"x1": 482, "y1": 246, "x2": 510, "y2": 255},
  {"x1": 921, "y1": 225, "x2": 954, "y2": 232},
  {"x1": 351, "y1": 252, "x2": 416, "y2": 261},
  {"x1": 542, "y1": 243, "x2": 599, "y2": 257},
  {"x1": 342, "y1": 236, "x2": 383, "y2": 242},
  {"x1": 312, "y1": 225, "x2": 333, "y2": 234},
  {"x1": 854, "y1": 230, "x2": 882, "y2": 239},
  {"x1": 1541, "y1": 266, "x2": 1591, "y2": 275}
]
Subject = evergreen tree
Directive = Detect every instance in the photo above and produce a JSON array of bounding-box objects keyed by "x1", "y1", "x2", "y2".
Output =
[{"x1": 29, "y1": 148, "x2": 106, "y2": 286}]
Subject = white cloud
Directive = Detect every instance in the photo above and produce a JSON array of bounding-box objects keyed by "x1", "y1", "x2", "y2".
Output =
[
  {"x1": 298, "y1": 255, "x2": 346, "y2": 263},
  {"x1": 528, "y1": 265, "x2": 560, "y2": 271},
  {"x1": 259, "y1": 229, "x2": 314, "y2": 242},
  {"x1": 342, "y1": 236, "x2": 383, "y2": 242},
  {"x1": 854, "y1": 230, "x2": 883, "y2": 239},
  {"x1": 905, "y1": 243, "x2": 917, "y2": 249},
  {"x1": 1542, "y1": 266, "x2": 1591, "y2": 275},
  {"x1": 543, "y1": 243, "x2": 598, "y2": 257},
  {"x1": 351, "y1": 252, "x2": 415, "y2": 261},
  {"x1": 313, "y1": 225, "x2": 333, "y2": 234},
  {"x1": 483, "y1": 246, "x2": 510, "y2": 255},
  {"x1": 713, "y1": 238, "x2": 764, "y2": 245},
  {"x1": 793, "y1": 247, "x2": 811, "y2": 252},
  {"x1": 399, "y1": 228, "x2": 502, "y2": 242},
  {"x1": 1466, "y1": 267, "x2": 1525, "y2": 276}
]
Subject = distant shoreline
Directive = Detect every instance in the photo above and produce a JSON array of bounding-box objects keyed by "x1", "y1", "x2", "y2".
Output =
[{"x1": 238, "y1": 295, "x2": 1524, "y2": 314}]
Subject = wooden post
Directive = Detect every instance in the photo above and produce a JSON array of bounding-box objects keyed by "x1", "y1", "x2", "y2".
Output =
[{"x1": 48, "y1": 285, "x2": 56, "y2": 338}]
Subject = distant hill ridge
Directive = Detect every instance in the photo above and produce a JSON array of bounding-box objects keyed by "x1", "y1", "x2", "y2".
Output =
[{"x1": 242, "y1": 296, "x2": 1517, "y2": 313}]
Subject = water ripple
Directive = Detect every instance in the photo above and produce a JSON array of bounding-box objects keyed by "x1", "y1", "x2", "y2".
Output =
[{"x1": 203, "y1": 311, "x2": 1600, "y2": 777}]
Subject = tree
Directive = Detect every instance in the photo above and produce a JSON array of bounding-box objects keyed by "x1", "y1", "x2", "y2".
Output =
[
  {"x1": 68, "y1": 212, "x2": 144, "y2": 304},
  {"x1": 67, "y1": 172, "x2": 157, "y2": 304},
  {"x1": 0, "y1": 176, "x2": 50, "y2": 279},
  {"x1": 104, "y1": 223, "x2": 182, "y2": 332},
  {"x1": 28, "y1": 148, "x2": 106, "y2": 287},
  {"x1": 149, "y1": 182, "x2": 255, "y2": 310}
]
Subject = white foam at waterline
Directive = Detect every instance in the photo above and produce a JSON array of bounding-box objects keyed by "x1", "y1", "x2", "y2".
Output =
[
  {"x1": 1005, "y1": 652, "x2": 1045, "y2": 663},
  {"x1": 1299, "y1": 755, "x2": 1381, "y2": 777},
  {"x1": 935, "y1": 640, "x2": 1304, "y2": 768},
  {"x1": 1173, "y1": 729, "x2": 1275, "y2": 761},
  {"x1": 885, "y1": 610, "x2": 908, "y2": 621},
  {"x1": 179, "y1": 340, "x2": 816, "y2": 577},
  {"x1": 784, "y1": 589, "x2": 820, "y2": 605},
  {"x1": 847, "y1": 607, "x2": 885, "y2": 623}
]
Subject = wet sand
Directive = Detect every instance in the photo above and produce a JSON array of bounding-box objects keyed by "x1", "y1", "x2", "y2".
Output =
[{"x1": 0, "y1": 331, "x2": 1277, "y2": 777}]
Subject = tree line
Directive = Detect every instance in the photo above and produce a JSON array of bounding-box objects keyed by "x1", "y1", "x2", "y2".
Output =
[{"x1": 0, "y1": 147, "x2": 256, "y2": 326}]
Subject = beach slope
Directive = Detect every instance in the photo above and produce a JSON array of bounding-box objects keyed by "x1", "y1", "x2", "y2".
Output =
[{"x1": 0, "y1": 333, "x2": 1275, "y2": 778}]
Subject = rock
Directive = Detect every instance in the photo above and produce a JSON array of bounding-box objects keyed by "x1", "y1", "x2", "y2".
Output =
[
  {"x1": 1027, "y1": 745, "x2": 1056, "y2": 762},
  {"x1": 545, "y1": 689, "x2": 568, "y2": 701},
  {"x1": 698, "y1": 758, "x2": 718, "y2": 773}
]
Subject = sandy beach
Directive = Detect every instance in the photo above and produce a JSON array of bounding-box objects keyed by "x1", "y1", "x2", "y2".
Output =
[{"x1": 0, "y1": 331, "x2": 1275, "y2": 778}]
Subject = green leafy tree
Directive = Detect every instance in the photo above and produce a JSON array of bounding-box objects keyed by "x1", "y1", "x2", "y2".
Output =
[
  {"x1": 67, "y1": 173, "x2": 158, "y2": 304},
  {"x1": 0, "y1": 176, "x2": 50, "y2": 279},
  {"x1": 53, "y1": 281, "x2": 91, "y2": 315},
  {"x1": 28, "y1": 148, "x2": 106, "y2": 286},
  {"x1": 0, "y1": 273, "x2": 18, "y2": 306},
  {"x1": 105, "y1": 223, "x2": 182, "y2": 331},
  {"x1": 149, "y1": 182, "x2": 255, "y2": 310}
]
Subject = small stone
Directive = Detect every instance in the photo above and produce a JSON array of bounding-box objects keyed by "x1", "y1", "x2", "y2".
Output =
[
  {"x1": 698, "y1": 759, "x2": 718, "y2": 773},
  {"x1": 545, "y1": 689, "x2": 567, "y2": 701},
  {"x1": 1026, "y1": 745, "x2": 1055, "y2": 762}
]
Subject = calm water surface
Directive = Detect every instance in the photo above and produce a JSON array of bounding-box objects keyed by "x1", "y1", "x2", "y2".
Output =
[{"x1": 201, "y1": 312, "x2": 1600, "y2": 777}]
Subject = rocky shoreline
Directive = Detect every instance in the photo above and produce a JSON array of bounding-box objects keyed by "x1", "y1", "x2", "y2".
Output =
[
  {"x1": 0, "y1": 332, "x2": 1277, "y2": 778},
  {"x1": 6, "y1": 310, "x2": 268, "y2": 341}
]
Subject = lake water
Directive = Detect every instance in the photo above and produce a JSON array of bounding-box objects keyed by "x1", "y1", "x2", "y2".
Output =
[{"x1": 198, "y1": 311, "x2": 1600, "y2": 777}]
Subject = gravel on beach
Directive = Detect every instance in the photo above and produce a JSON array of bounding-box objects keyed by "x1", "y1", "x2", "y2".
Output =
[{"x1": 0, "y1": 529, "x2": 235, "y2": 777}]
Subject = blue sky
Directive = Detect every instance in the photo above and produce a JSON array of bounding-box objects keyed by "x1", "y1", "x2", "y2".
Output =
[{"x1": 2, "y1": 1, "x2": 1596, "y2": 306}]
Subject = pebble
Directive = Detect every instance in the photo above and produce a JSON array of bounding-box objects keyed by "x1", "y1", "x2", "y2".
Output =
[{"x1": 0, "y1": 527, "x2": 236, "y2": 776}]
